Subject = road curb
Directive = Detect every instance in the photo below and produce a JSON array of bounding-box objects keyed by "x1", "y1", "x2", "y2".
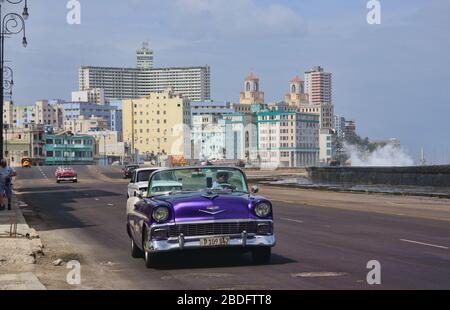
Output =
[{"x1": 0, "y1": 195, "x2": 47, "y2": 290}]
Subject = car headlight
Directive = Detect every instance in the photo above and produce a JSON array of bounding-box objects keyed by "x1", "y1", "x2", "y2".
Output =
[
  {"x1": 254, "y1": 203, "x2": 271, "y2": 218},
  {"x1": 152, "y1": 207, "x2": 170, "y2": 223}
]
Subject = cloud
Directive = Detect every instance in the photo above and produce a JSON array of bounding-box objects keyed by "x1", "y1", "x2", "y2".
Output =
[{"x1": 171, "y1": 0, "x2": 307, "y2": 39}]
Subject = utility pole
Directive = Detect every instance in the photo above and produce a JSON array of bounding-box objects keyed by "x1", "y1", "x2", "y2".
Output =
[
  {"x1": 103, "y1": 134, "x2": 107, "y2": 166},
  {"x1": 0, "y1": 0, "x2": 29, "y2": 158}
]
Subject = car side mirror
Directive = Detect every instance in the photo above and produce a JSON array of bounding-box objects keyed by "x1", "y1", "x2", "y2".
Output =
[
  {"x1": 251, "y1": 185, "x2": 259, "y2": 194},
  {"x1": 136, "y1": 190, "x2": 144, "y2": 199}
]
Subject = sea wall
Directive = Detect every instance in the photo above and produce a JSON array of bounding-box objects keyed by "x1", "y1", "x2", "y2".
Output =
[{"x1": 306, "y1": 166, "x2": 450, "y2": 187}]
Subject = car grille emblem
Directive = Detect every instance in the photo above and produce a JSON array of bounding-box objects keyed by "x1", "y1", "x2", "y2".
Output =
[{"x1": 199, "y1": 206, "x2": 225, "y2": 215}]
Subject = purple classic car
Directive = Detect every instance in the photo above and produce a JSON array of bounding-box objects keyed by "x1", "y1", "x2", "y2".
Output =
[{"x1": 126, "y1": 167, "x2": 275, "y2": 268}]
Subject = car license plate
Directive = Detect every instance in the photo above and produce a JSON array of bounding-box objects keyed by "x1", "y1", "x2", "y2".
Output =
[{"x1": 200, "y1": 237, "x2": 230, "y2": 247}]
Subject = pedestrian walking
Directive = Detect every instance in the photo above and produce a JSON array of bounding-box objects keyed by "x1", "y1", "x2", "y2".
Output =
[{"x1": 0, "y1": 159, "x2": 16, "y2": 211}]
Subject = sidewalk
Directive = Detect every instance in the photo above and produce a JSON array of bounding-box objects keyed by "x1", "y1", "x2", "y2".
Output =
[{"x1": 0, "y1": 196, "x2": 46, "y2": 290}]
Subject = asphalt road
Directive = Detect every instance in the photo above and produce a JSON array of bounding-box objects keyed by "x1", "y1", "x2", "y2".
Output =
[{"x1": 13, "y1": 166, "x2": 450, "y2": 289}]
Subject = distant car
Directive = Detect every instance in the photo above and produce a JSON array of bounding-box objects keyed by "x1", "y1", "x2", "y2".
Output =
[
  {"x1": 126, "y1": 167, "x2": 275, "y2": 268},
  {"x1": 55, "y1": 167, "x2": 78, "y2": 183},
  {"x1": 21, "y1": 158, "x2": 32, "y2": 168},
  {"x1": 127, "y1": 168, "x2": 160, "y2": 198},
  {"x1": 123, "y1": 164, "x2": 140, "y2": 179}
]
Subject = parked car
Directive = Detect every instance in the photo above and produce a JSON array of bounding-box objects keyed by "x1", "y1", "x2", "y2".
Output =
[
  {"x1": 126, "y1": 167, "x2": 275, "y2": 268},
  {"x1": 127, "y1": 168, "x2": 160, "y2": 198},
  {"x1": 55, "y1": 167, "x2": 78, "y2": 183},
  {"x1": 123, "y1": 164, "x2": 140, "y2": 179}
]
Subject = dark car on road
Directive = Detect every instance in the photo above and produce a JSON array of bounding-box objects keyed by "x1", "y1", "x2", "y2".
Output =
[{"x1": 123, "y1": 164, "x2": 140, "y2": 179}]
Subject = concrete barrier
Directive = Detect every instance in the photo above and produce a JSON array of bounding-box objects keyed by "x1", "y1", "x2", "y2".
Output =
[{"x1": 307, "y1": 165, "x2": 450, "y2": 187}]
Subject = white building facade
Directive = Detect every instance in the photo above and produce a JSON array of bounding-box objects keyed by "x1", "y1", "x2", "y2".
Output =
[
  {"x1": 257, "y1": 111, "x2": 320, "y2": 168},
  {"x1": 79, "y1": 65, "x2": 211, "y2": 102}
]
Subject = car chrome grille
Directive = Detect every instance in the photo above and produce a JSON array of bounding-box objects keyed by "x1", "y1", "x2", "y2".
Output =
[{"x1": 168, "y1": 222, "x2": 259, "y2": 237}]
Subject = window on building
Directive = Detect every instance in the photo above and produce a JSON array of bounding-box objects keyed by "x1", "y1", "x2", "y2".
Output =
[{"x1": 46, "y1": 151, "x2": 54, "y2": 157}]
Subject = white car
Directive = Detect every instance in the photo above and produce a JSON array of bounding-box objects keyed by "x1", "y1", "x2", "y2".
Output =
[{"x1": 127, "y1": 168, "x2": 160, "y2": 198}]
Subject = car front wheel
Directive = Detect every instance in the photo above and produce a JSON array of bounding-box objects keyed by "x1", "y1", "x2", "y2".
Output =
[
  {"x1": 251, "y1": 247, "x2": 272, "y2": 265},
  {"x1": 143, "y1": 228, "x2": 159, "y2": 268},
  {"x1": 131, "y1": 238, "x2": 143, "y2": 258}
]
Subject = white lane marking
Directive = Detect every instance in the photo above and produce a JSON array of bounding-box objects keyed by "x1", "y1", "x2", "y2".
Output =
[
  {"x1": 400, "y1": 239, "x2": 449, "y2": 250},
  {"x1": 280, "y1": 217, "x2": 304, "y2": 224},
  {"x1": 291, "y1": 272, "x2": 348, "y2": 278}
]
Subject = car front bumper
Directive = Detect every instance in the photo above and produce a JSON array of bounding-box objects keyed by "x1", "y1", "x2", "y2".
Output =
[
  {"x1": 144, "y1": 232, "x2": 276, "y2": 253},
  {"x1": 57, "y1": 177, "x2": 77, "y2": 181}
]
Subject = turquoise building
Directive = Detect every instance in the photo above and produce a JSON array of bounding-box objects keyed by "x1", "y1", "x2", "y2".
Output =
[{"x1": 44, "y1": 134, "x2": 95, "y2": 165}]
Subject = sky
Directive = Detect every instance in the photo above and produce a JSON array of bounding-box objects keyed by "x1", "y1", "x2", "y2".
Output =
[{"x1": 7, "y1": 0, "x2": 450, "y2": 163}]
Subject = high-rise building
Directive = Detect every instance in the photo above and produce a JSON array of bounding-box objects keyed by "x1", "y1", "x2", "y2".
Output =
[
  {"x1": 122, "y1": 89, "x2": 191, "y2": 158},
  {"x1": 79, "y1": 46, "x2": 211, "y2": 102},
  {"x1": 79, "y1": 65, "x2": 210, "y2": 102},
  {"x1": 136, "y1": 42, "x2": 154, "y2": 69},
  {"x1": 239, "y1": 73, "x2": 265, "y2": 105},
  {"x1": 304, "y1": 66, "x2": 332, "y2": 105}
]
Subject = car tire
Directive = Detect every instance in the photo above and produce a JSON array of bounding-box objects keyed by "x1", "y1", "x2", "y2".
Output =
[
  {"x1": 56, "y1": 180, "x2": 60, "y2": 184},
  {"x1": 142, "y1": 227, "x2": 158, "y2": 268},
  {"x1": 131, "y1": 238, "x2": 143, "y2": 258},
  {"x1": 251, "y1": 247, "x2": 272, "y2": 265},
  {"x1": 144, "y1": 249, "x2": 159, "y2": 269}
]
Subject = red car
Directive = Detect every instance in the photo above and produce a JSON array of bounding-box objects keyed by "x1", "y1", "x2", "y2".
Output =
[{"x1": 55, "y1": 167, "x2": 78, "y2": 183}]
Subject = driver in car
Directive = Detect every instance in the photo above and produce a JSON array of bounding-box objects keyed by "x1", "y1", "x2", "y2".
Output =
[{"x1": 212, "y1": 171, "x2": 234, "y2": 190}]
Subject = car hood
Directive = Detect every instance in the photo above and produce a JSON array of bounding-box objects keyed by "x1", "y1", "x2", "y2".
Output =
[{"x1": 154, "y1": 192, "x2": 254, "y2": 223}]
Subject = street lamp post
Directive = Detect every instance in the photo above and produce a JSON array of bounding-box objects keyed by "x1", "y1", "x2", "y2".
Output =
[
  {"x1": 0, "y1": 0, "x2": 29, "y2": 159},
  {"x1": 3, "y1": 65, "x2": 13, "y2": 99},
  {"x1": 103, "y1": 133, "x2": 107, "y2": 166}
]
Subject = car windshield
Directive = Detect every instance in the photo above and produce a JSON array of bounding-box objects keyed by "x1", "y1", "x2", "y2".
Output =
[
  {"x1": 148, "y1": 167, "x2": 248, "y2": 196},
  {"x1": 137, "y1": 170, "x2": 156, "y2": 182}
]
